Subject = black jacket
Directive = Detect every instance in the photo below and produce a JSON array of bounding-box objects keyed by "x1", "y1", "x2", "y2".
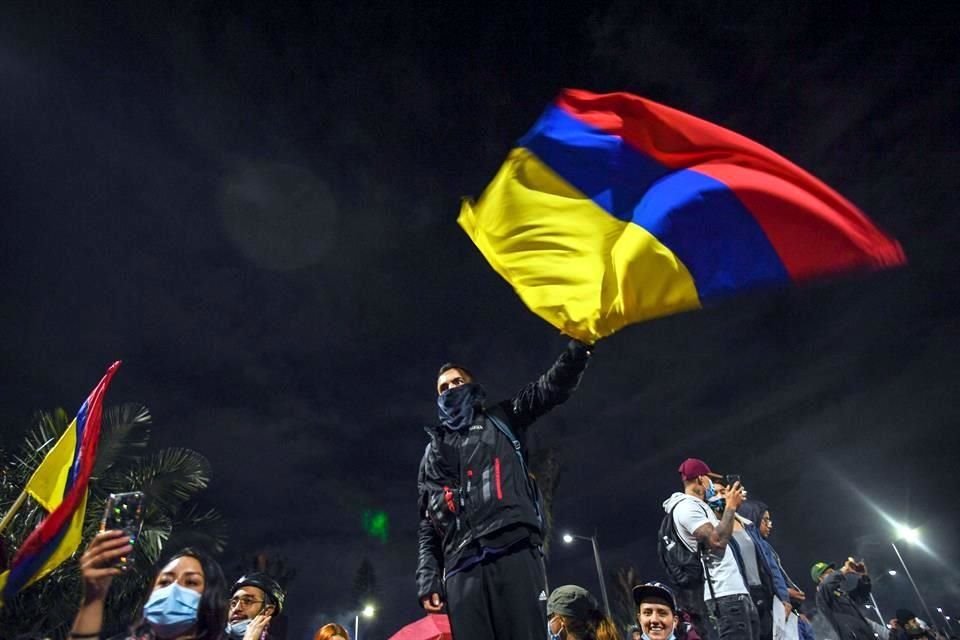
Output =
[
  {"x1": 815, "y1": 570, "x2": 874, "y2": 640},
  {"x1": 415, "y1": 340, "x2": 591, "y2": 601}
]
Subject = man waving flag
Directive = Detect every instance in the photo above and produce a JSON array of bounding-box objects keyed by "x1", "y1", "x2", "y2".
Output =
[{"x1": 458, "y1": 89, "x2": 905, "y2": 343}]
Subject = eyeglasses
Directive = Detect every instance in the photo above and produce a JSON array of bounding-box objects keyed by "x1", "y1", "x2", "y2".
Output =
[
  {"x1": 761, "y1": 517, "x2": 772, "y2": 524},
  {"x1": 230, "y1": 595, "x2": 265, "y2": 609}
]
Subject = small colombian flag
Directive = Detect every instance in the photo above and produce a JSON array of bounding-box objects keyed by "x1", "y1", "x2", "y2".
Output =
[{"x1": 0, "y1": 361, "x2": 121, "y2": 604}]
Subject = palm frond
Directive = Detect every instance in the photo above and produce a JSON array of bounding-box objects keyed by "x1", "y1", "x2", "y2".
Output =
[
  {"x1": 92, "y1": 403, "x2": 152, "y2": 477},
  {"x1": 14, "y1": 409, "x2": 71, "y2": 479},
  {"x1": 0, "y1": 404, "x2": 226, "y2": 640},
  {"x1": 115, "y1": 448, "x2": 212, "y2": 514},
  {"x1": 167, "y1": 502, "x2": 228, "y2": 554}
]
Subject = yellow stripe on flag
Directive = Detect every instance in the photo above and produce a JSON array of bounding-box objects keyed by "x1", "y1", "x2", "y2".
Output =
[
  {"x1": 458, "y1": 147, "x2": 702, "y2": 342},
  {"x1": 24, "y1": 418, "x2": 78, "y2": 513}
]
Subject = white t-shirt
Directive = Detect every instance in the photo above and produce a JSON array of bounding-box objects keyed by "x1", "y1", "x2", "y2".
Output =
[{"x1": 671, "y1": 494, "x2": 748, "y2": 600}]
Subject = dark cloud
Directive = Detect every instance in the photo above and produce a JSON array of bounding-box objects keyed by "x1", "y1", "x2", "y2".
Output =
[{"x1": 1, "y1": 2, "x2": 958, "y2": 637}]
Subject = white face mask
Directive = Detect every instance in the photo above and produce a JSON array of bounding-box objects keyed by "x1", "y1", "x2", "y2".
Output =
[{"x1": 225, "y1": 618, "x2": 251, "y2": 639}]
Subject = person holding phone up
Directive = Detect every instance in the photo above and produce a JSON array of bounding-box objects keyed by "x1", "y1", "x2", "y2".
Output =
[
  {"x1": 69, "y1": 529, "x2": 231, "y2": 640},
  {"x1": 811, "y1": 558, "x2": 875, "y2": 640},
  {"x1": 664, "y1": 458, "x2": 757, "y2": 640}
]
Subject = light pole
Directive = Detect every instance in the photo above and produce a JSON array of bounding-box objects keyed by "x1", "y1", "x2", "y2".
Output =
[
  {"x1": 867, "y1": 593, "x2": 886, "y2": 627},
  {"x1": 937, "y1": 608, "x2": 955, "y2": 633},
  {"x1": 355, "y1": 603, "x2": 375, "y2": 640},
  {"x1": 562, "y1": 531, "x2": 611, "y2": 619},
  {"x1": 891, "y1": 525, "x2": 938, "y2": 632}
]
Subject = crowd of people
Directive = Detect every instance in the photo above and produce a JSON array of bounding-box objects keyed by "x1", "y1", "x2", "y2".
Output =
[
  {"x1": 54, "y1": 338, "x2": 950, "y2": 640},
  {"x1": 413, "y1": 339, "x2": 954, "y2": 640}
]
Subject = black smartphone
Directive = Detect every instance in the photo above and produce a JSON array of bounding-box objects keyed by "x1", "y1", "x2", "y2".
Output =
[
  {"x1": 724, "y1": 474, "x2": 741, "y2": 486},
  {"x1": 100, "y1": 491, "x2": 146, "y2": 568}
]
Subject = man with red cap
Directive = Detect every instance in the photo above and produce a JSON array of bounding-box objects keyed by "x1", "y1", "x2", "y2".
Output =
[{"x1": 663, "y1": 458, "x2": 756, "y2": 640}]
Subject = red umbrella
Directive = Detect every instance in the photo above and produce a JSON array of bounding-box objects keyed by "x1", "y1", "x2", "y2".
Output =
[{"x1": 387, "y1": 613, "x2": 452, "y2": 640}]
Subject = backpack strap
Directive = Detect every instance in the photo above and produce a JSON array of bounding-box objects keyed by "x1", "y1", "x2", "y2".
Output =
[
  {"x1": 675, "y1": 498, "x2": 721, "y2": 619},
  {"x1": 486, "y1": 411, "x2": 543, "y2": 527}
]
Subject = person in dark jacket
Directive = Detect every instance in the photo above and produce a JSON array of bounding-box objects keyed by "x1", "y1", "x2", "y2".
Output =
[
  {"x1": 736, "y1": 500, "x2": 792, "y2": 640},
  {"x1": 812, "y1": 559, "x2": 875, "y2": 640},
  {"x1": 225, "y1": 572, "x2": 285, "y2": 640},
  {"x1": 416, "y1": 338, "x2": 593, "y2": 640},
  {"x1": 890, "y1": 609, "x2": 937, "y2": 640},
  {"x1": 738, "y1": 500, "x2": 814, "y2": 640}
]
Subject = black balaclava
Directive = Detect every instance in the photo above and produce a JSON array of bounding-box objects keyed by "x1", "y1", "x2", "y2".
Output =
[{"x1": 437, "y1": 383, "x2": 486, "y2": 431}]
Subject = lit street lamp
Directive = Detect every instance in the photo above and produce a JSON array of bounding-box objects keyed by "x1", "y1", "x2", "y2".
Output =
[
  {"x1": 937, "y1": 608, "x2": 955, "y2": 633},
  {"x1": 891, "y1": 525, "x2": 938, "y2": 632},
  {"x1": 888, "y1": 570, "x2": 897, "y2": 576},
  {"x1": 355, "y1": 603, "x2": 375, "y2": 640},
  {"x1": 562, "y1": 531, "x2": 611, "y2": 619}
]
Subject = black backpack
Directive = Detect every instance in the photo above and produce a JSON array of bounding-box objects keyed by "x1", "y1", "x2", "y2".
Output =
[{"x1": 657, "y1": 502, "x2": 706, "y2": 589}]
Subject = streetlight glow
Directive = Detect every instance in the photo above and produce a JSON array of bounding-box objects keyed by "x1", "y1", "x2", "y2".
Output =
[
  {"x1": 560, "y1": 529, "x2": 611, "y2": 618},
  {"x1": 895, "y1": 524, "x2": 921, "y2": 544},
  {"x1": 888, "y1": 570, "x2": 897, "y2": 576},
  {"x1": 362, "y1": 604, "x2": 376, "y2": 618}
]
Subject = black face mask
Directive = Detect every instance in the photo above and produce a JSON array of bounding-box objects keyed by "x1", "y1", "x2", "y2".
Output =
[{"x1": 437, "y1": 383, "x2": 486, "y2": 431}]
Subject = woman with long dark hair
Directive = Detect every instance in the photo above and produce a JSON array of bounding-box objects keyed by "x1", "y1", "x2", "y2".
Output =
[{"x1": 69, "y1": 529, "x2": 228, "y2": 640}]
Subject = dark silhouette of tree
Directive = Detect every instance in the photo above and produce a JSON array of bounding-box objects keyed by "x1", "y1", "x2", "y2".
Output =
[
  {"x1": 529, "y1": 445, "x2": 562, "y2": 557},
  {"x1": 611, "y1": 565, "x2": 642, "y2": 633},
  {"x1": 351, "y1": 557, "x2": 378, "y2": 606}
]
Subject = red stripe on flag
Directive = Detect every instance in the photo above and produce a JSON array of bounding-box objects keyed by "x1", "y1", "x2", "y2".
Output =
[
  {"x1": 555, "y1": 89, "x2": 906, "y2": 279},
  {"x1": 11, "y1": 362, "x2": 121, "y2": 565}
]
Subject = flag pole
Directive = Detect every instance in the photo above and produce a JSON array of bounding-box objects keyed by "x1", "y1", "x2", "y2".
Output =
[{"x1": 0, "y1": 490, "x2": 28, "y2": 535}]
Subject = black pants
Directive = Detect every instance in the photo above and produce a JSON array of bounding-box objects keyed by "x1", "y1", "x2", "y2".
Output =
[
  {"x1": 748, "y1": 585, "x2": 773, "y2": 640},
  {"x1": 708, "y1": 594, "x2": 761, "y2": 640},
  {"x1": 676, "y1": 583, "x2": 719, "y2": 640},
  {"x1": 444, "y1": 544, "x2": 547, "y2": 640}
]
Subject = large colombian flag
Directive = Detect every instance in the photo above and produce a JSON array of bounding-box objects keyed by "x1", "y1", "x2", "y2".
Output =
[
  {"x1": 458, "y1": 89, "x2": 906, "y2": 343},
  {"x1": 0, "y1": 361, "x2": 121, "y2": 604}
]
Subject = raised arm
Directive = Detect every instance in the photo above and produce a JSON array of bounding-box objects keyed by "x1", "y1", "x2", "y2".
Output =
[
  {"x1": 504, "y1": 339, "x2": 592, "y2": 430},
  {"x1": 690, "y1": 482, "x2": 745, "y2": 552},
  {"x1": 70, "y1": 530, "x2": 132, "y2": 638}
]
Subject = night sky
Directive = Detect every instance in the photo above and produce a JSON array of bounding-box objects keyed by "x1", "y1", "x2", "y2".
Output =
[{"x1": 2, "y1": 3, "x2": 958, "y2": 638}]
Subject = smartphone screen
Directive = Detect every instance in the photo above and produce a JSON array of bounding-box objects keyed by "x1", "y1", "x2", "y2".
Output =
[{"x1": 100, "y1": 491, "x2": 146, "y2": 568}]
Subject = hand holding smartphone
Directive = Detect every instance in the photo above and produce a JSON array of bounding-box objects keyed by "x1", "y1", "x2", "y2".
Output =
[{"x1": 100, "y1": 491, "x2": 146, "y2": 569}]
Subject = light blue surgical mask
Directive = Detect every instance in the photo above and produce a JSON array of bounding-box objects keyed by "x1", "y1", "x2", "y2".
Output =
[
  {"x1": 225, "y1": 618, "x2": 251, "y2": 639},
  {"x1": 703, "y1": 478, "x2": 716, "y2": 501},
  {"x1": 703, "y1": 478, "x2": 726, "y2": 513},
  {"x1": 143, "y1": 582, "x2": 201, "y2": 637}
]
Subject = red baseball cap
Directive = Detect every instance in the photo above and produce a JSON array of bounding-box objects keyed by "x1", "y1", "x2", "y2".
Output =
[{"x1": 678, "y1": 458, "x2": 722, "y2": 481}]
